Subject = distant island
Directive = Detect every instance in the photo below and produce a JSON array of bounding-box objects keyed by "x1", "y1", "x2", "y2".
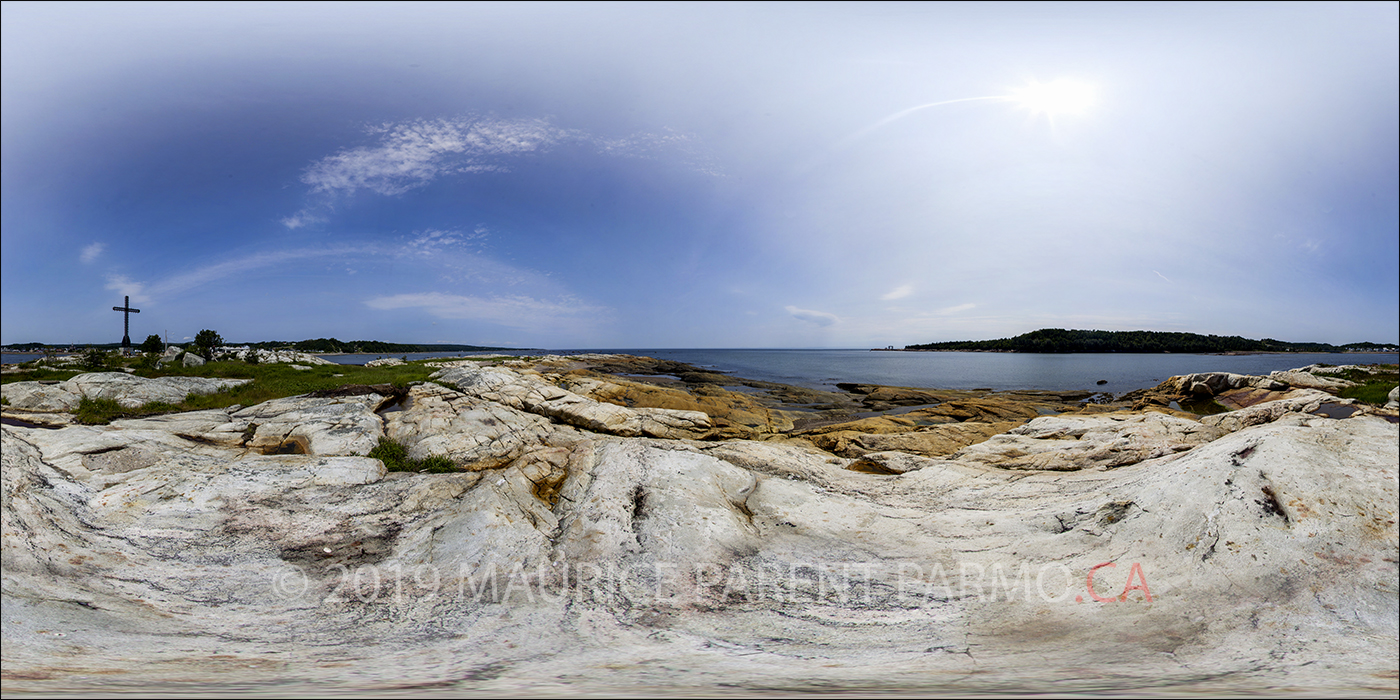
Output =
[
  {"x1": 903, "y1": 328, "x2": 1398, "y2": 354},
  {"x1": 2, "y1": 338, "x2": 523, "y2": 354}
]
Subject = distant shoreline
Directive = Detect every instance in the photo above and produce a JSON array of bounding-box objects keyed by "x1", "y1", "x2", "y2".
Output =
[{"x1": 880, "y1": 349, "x2": 1399, "y2": 356}]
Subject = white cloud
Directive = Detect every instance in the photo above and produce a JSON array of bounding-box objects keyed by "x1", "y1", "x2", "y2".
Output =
[
  {"x1": 934, "y1": 303, "x2": 976, "y2": 315},
  {"x1": 281, "y1": 210, "x2": 324, "y2": 229},
  {"x1": 881, "y1": 284, "x2": 913, "y2": 301},
  {"x1": 364, "y1": 292, "x2": 608, "y2": 331},
  {"x1": 298, "y1": 116, "x2": 720, "y2": 199},
  {"x1": 405, "y1": 227, "x2": 488, "y2": 255},
  {"x1": 80, "y1": 242, "x2": 105, "y2": 264},
  {"x1": 1153, "y1": 270, "x2": 1173, "y2": 283},
  {"x1": 785, "y1": 305, "x2": 839, "y2": 327},
  {"x1": 302, "y1": 117, "x2": 574, "y2": 196},
  {"x1": 597, "y1": 127, "x2": 725, "y2": 177},
  {"x1": 147, "y1": 248, "x2": 368, "y2": 298},
  {"x1": 104, "y1": 274, "x2": 148, "y2": 303}
]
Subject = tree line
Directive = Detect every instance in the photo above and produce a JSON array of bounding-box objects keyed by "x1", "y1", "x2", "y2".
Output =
[
  {"x1": 905, "y1": 329, "x2": 1393, "y2": 354},
  {"x1": 247, "y1": 338, "x2": 511, "y2": 354}
]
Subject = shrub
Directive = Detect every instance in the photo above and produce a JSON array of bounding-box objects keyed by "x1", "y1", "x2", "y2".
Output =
[
  {"x1": 140, "y1": 334, "x2": 164, "y2": 355},
  {"x1": 75, "y1": 397, "x2": 125, "y2": 424},
  {"x1": 194, "y1": 329, "x2": 224, "y2": 360},
  {"x1": 80, "y1": 347, "x2": 110, "y2": 369},
  {"x1": 367, "y1": 437, "x2": 458, "y2": 473}
]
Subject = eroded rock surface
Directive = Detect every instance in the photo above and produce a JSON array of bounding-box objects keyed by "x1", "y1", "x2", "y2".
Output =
[
  {"x1": 2, "y1": 372, "x2": 250, "y2": 411},
  {"x1": 3, "y1": 358, "x2": 1396, "y2": 695}
]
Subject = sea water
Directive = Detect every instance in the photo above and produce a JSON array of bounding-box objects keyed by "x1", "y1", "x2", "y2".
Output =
[{"x1": 5, "y1": 349, "x2": 1394, "y2": 395}]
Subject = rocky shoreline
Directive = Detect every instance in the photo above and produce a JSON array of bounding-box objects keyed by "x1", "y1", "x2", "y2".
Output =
[{"x1": 2, "y1": 355, "x2": 1397, "y2": 694}]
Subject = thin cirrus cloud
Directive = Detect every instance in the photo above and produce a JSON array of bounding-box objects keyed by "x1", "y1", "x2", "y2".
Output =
[
  {"x1": 80, "y1": 242, "x2": 105, "y2": 264},
  {"x1": 405, "y1": 227, "x2": 488, "y2": 256},
  {"x1": 785, "y1": 305, "x2": 839, "y2": 327},
  {"x1": 104, "y1": 274, "x2": 147, "y2": 303},
  {"x1": 880, "y1": 284, "x2": 913, "y2": 301},
  {"x1": 364, "y1": 292, "x2": 609, "y2": 331},
  {"x1": 935, "y1": 303, "x2": 977, "y2": 315},
  {"x1": 295, "y1": 115, "x2": 721, "y2": 204}
]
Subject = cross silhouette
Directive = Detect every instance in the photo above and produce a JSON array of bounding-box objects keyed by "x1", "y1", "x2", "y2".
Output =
[{"x1": 112, "y1": 295, "x2": 141, "y2": 355}]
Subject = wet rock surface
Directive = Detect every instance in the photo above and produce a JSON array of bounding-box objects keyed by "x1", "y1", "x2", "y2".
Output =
[{"x1": 2, "y1": 355, "x2": 1396, "y2": 695}]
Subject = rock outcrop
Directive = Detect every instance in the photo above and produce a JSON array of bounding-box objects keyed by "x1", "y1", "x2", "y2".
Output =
[
  {"x1": 2, "y1": 358, "x2": 1396, "y2": 695},
  {"x1": 2, "y1": 372, "x2": 250, "y2": 410}
]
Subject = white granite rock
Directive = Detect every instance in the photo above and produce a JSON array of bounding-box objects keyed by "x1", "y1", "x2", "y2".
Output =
[
  {"x1": 65, "y1": 372, "x2": 249, "y2": 408},
  {"x1": 384, "y1": 382, "x2": 587, "y2": 469},
  {"x1": 1, "y1": 382, "x2": 81, "y2": 411},
  {"x1": 233, "y1": 393, "x2": 386, "y2": 456},
  {"x1": 2, "y1": 361, "x2": 1396, "y2": 695},
  {"x1": 365, "y1": 357, "x2": 406, "y2": 367},
  {"x1": 432, "y1": 365, "x2": 710, "y2": 439},
  {"x1": 949, "y1": 411, "x2": 1225, "y2": 471},
  {"x1": 3, "y1": 373, "x2": 250, "y2": 411}
]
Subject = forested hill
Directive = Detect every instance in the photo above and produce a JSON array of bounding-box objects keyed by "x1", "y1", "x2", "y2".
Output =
[{"x1": 904, "y1": 329, "x2": 1394, "y2": 354}]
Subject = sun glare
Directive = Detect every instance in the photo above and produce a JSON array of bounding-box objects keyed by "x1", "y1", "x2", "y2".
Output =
[{"x1": 1011, "y1": 79, "x2": 1095, "y2": 117}]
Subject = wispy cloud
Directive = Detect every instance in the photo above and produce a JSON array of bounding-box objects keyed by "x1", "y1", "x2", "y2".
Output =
[
  {"x1": 104, "y1": 274, "x2": 147, "y2": 303},
  {"x1": 281, "y1": 209, "x2": 325, "y2": 229},
  {"x1": 597, "y1": 127, "x2": 725, "y2": 177},
  {"x1": 1153, "y1": 270, "x2": 1173, "y2": 283},
  {"x1": 881, "y1": 284, "x2": 913, "y2": 301},
  {"x1": 145, "y1": 246, "x2": 378, "y2": 298},
  {"x1": 934, "y1": 303, "x2": 976, "y2": 315},
  {"x1": 364, "y1": 292, "x2": 609, "y2": 331},
  {"x1": 786, "y1": 305, "x2": 839, "y2": 327},
  {"x1": 405, "y1": 227, "x2": 488, "y2": 255},
  {"x1": 301, "y1": 117, "x2": 575, "y2": 196},
  {"x1": 299, "y1": 116, "x2": 720, "y2": 199},
  {"x1": 80, "y1": 242, "x2": 105, "y2": 264}
]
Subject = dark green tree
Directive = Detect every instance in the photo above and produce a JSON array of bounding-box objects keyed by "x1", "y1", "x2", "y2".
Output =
[
  {"x1": 194, "y1": 329, "x2": 224, "y2": 360},
  {"x1": 80, "y1": 347, "x2": 109, "y2": 369},
  {"x1": 139, "y1": 334, "x2": 164, "y2": 355}
]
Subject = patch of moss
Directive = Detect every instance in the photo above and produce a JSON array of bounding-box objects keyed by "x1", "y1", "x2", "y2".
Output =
[
  {"x1": 367, "y1": 437, "x2": 459, "y2": 473},
  {"x1": 1338, "y1": 382, "x2": 1398, "y2": 406},
  {"x1": 74, "y1": 397, "x2": 185, "y2": 425}
]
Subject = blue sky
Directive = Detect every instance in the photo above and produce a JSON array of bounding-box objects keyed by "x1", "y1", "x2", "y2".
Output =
[{"x1": 3, "y1": 2, "x2": 1396, "y2": 349}]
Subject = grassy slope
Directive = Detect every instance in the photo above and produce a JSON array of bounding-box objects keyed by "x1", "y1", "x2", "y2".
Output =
[{"x1": 5, "y1": 356, "x2": 517, "y2": 424}]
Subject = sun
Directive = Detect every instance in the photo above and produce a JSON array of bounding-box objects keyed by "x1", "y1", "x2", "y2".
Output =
[{"x1": 1010, "y1": 79, "x2": 1095, "y2": 117}]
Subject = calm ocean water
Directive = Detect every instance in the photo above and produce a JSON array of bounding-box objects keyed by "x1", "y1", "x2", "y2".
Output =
[
  {"x1": 575, "y1": 349, "x2": 1400, "y2": 393},
  {"x1": 5, "y1": 349, "x2": 1395, "y2": 394}
]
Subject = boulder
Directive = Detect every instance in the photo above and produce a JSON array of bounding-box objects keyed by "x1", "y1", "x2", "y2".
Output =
[
  {"x1": 1388, "y1": 386, "x2": 1398, "y2": 409},
  {"x1": 182, "y1": 351, "x2": 206, "y2": 367}
]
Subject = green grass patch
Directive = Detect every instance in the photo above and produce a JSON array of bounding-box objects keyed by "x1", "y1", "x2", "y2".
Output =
[
  {"x1": 1330, "y1": 365, "x2": 1398, "y2": 406},
  {"x1": 367, "y1": 437, "x2": 458, "y2": 473},
  {"x1": 1338, "y1": 382, "x2": 1399, "y2": 406},
  {"x1": 2, "y1": 367, "x2": 85, "y2": 385},
  {"x1": 9, "y1": 355, "x2": 509, "y2": 423},
  {"x1": 74, "y1": 397, "x2": 184, "y2": 425},
  {"x1": 133, "y1": 360, "x2": 450, "y2": 414}
]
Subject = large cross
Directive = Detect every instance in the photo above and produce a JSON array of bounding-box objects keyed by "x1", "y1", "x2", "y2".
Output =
[{"x1": 112, "y1": 295, "x2": 141, "y2": 355}]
